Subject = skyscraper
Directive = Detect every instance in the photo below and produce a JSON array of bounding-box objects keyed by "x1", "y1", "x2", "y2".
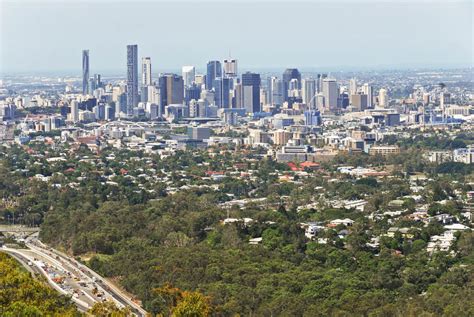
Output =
[
  {"x1": 267, "y1": 77, "x2": 283, "y2": 106},
  {"x1": 206, "y1": 61, "x2": 222, "y2": 90},
  {"x1": 82, "y1": 50, "x2": 89, "y2": 95},
  {"x1": 349, "y1": 78, "x2": 358, "y2": 95},
  {"x1": 282, "y1": 68, "x2": 301, "y2": 102},
  {"x1": 302, "y1": 78, "x2": 316, "y2": 109},
  {"x1": 242, "y1": 72, "x2": 261, "y2": 113},
  {"x1": 88, "y1": 77, "x2": 96, "y2": 95},
  {"x1": 142, "y1": 57, "x2": 152, "y2": 87},
  {"x1": 322, "y1": 78, "x2": 338, "y2": 111},
  {"x1": 184, "y1": 83, "x2": 201, "y2": 104},
  {"x1": 182, "y1": 66, "x2": 195, "y2": 87},
  {"x1": 223, "y1": 59, "x2": 238, "y2": 78},
  {"x1": 378, "y1": 88, "x2": 388, "y2": 108},
  {"x1": 158, "y1": 74, "x2": 184, "y2": 114},
  {"x1": 214, "y1": 77, "x2": 231, "y2": 108},
  {"x1": 233, "y1": 83, "x2": 243, "y2": 109},
  {"x1": 317, "y1": 74, "x2": 327, "y2": 93},
  {"x1": 350, "y1": 94, "x2": 368, "y2": 111},
  {"x1": 70, "y1": 100, "x2": 79, "y2": 122},
  {"x1": 266, "y1": 77, "x2": 274, "y2": 106},
  {"x1": 126, "y1": 45, "x2": 139, "y2": 114},
  {"x1": 362, "y1": 83, "x2": 373, "y2": 108},
  {"x1": 94, "y1": 74, "x2": 102, "y2": 89},
  {"x1": 141, "y1": 57, "x2": 152, "y2": 102}
]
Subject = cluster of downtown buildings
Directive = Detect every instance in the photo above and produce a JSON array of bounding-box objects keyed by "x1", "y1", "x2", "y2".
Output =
[
  {"x1": 0, "y1": 45, "x2": 473, "y2": 163},
  {"x1": 76, "y1": 45, "x2": 393, "y2": 124}
]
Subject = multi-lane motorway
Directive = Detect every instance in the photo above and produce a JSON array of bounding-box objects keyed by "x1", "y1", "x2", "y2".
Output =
[{"x1": 2, "y1": 234, "x2": 147, "y2": 316}]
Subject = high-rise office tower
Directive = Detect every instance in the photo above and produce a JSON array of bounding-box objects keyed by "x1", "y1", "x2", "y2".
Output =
[
  {"x1": 182, "y1": 66, "x2": 195, "y2": 87},
  {"x1": 267, "y1": 77, "x2": 283, "y2": 106},
  {"x1": 266, "y1": 77, "x2": 275, "y2": 106},
  {"x1": 145, "y1": 85, "x2": 160, "y2": 105},
  {"x1": 338, "y1": 93, "x2": 350, "y2": 109},
  {"x1": 302, "y1": 79, "x2": 317, "y2": 109},
  {"x1": 289, "y1": 78, "x2": 299, "y2": 92},
  {"x1": 260, "y1": 88, "x2": 267, "y2": 106},
  {"x1": 318, "y1": 74, "x2": 327, "y2": 93},
  {"x1": 242, "y1": 72, "x2": 261, "y2": 113},
  {"x1": 322, "y1": 78, "x2": 338, "y2": 111},
  {"x1": 117, "y1": 93, "x2": 127, "y2": 114},
  {"x1": 315, "y1": 93, "x2": 325, "y2": 111},
  {"x1": 282, "y1": 68, "x2": 301, "y2": 102},
  {"x1": 158, "y1": 74, "x2": 184, "y2": 113},
  {"x1": 350, "y1": 94, "x2": 368, "y2": 111},
  {"x1": 184, "y1": 83, "x2": 201, "y2": 105},
  {"x1": 233, "y1": 83, "x2": 243, "y2": 109},
  {"x1": 362, "y1": 83, "x2": 373, "y2": 108},
  {"x1": 70, "y1": 100, "x2": 79, "y2": 122},
  {"x1": 142, "y1": 57, "x2": 152, "y2": 87},
  {"x1": 206, "y1": 60, "x2": 222, "y2": 90},
  {"x1": 126, "y1": 45, "x2": 139, "y2": 114},
  {"x1": 378, "y1": 88, "x2": 388, "y2": 108},
  {"x1": 222, "y1": 77, "x2": 230, "y2": 108},
  {"x1": 94, "y1": 74, "x2": 102, "y2": 89},
  {"x1": 223, "y1": 59, "x2": 238, "y2": 78},
  {"x1": 195, "y1": 74, "x2": 206, "y2": 87},
  {"x1": 105, "y1": 104, "x2": 115, "y2": 121},
  {"x1": 88, "y1": 77, "x2": 96, "y2": 95},
  {"x1": 349, "y1": 78, "x2": 357, "y2": 95},
  {"x1": 214, "y1": 77, "x2": 231, "y2": 108},
  {"x1": 82, "y1": 50, "x2": 89, "y2": 95},
  {"x1": 200, "y1": 90, "x2": 215, "y2": 107}
]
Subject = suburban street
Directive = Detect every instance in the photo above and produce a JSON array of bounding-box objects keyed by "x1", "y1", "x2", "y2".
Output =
[{"x1": 2, "y1": 234, "x2": 147, "y2": 316}]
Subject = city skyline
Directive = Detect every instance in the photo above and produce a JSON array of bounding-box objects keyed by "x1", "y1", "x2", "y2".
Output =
[
  {"x1": 0, "y1": 1, "x2": 473, "y2": 316},
  {"x1": 1, "y1": 0, "x2": 472, "y2": 74}
]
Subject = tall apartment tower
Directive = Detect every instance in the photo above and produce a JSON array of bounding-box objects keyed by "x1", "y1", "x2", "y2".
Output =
[
  {"x1": 82, "y1": 50, "x2": 89, "y2": 95},
  {"x1": 349, "y1": 78, "x2": 357, "y2": 95},
  {"x1": 70, "y1": 100, "x2": 79, "y2": 122},
  {"x1": 126, "y1": 45, "x2": 139, "y2": 114},
  {"x1": 142, "y1": 57, "x2": 152, "y2": 87}
]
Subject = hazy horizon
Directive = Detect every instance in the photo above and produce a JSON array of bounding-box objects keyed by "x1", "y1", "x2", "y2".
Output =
[{"x1": 1, "y1": 0, "x2": 473, "y2": 75}]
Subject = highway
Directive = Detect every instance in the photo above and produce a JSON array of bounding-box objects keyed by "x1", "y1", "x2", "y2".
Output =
[{"x1": 2, "y1": 234, "x2": 147, "y2": 316}]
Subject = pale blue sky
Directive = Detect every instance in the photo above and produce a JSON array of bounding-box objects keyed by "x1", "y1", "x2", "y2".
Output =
[{"x1": 0, "y1": 0, "x2": 472, "y2": 74}]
